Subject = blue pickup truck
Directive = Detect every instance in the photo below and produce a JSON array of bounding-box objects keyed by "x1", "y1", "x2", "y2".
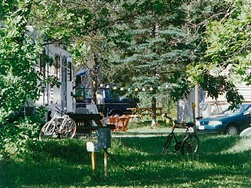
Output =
[
  {"x1": 74, "y1": 86, "x2": 138, "y2": 117},
  {"x1": 98, "y1": 97, "x2": 136, "y2": 116},
  {"x1": 96, "y1": 88, "x2": 138, "y2": 116}
]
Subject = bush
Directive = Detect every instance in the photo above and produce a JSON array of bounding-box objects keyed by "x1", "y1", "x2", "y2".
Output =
[{"x1": 0, "y1": 116, "x2": 41, "y2": 160}]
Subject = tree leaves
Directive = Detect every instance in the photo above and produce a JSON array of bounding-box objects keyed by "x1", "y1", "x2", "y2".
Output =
[
  {"x1": 185, "y1": 0, "x2": 251, "y2": 105},
  {"x1": 0, "y1": 1, "x2": 46, "y2": 123}
]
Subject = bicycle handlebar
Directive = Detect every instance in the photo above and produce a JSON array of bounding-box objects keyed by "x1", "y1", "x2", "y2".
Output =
[
  {"x1": 46, "y1": 101, "x2": 67, "y2": 118},
  {"x1": 163, "y1": 114, "x2": 194, "y2": 128}
]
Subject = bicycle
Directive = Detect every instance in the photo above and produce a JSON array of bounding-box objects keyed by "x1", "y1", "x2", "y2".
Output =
[
  {"x1": 38, "y1": 104, "x2": 77, "y2": 141},
  {"x1": 161, "y1": 116, "x2": 199, "y2": 155}
]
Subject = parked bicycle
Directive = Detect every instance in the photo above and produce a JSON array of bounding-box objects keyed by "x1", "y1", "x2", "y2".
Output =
[
  {"x1": 161, "y1": 115, "x2": 199, "y2": 155},
  {"x1": 38, "y1": 104, "x2": 77, "y2": 141}
]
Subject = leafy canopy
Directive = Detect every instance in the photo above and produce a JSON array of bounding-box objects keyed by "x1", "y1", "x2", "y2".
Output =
[
  {"x1": 187, "y1": 0, "x2": 251, "y2": 105},
  {"x1": 0, "y1": 0, "x2": 44, "y2": 124}
]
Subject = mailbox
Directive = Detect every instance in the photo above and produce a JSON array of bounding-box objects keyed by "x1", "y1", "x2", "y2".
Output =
[
  {"x1": 97, "y1": 128, "x2": 111, "y2": 149},
  {"x1": 86, "y1": 141, "x2": 100, "y2": 152}
]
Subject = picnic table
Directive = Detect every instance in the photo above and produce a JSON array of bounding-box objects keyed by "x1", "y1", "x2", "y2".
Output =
[
  {"x1": 107, "y1": 115, "x2": 130, "y2": 132},
  {"x1": 67, "y1": 113, "x2": 115, "y2": 133}
]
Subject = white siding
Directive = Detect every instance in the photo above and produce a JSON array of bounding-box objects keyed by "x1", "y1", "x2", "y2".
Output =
[{"x1": 26, "y1": 26, "x2": 74, "y2": 114}]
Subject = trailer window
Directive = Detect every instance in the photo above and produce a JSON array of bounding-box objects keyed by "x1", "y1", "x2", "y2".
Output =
[
  {"x1": 40, "y1": 48, "x2": 46, "y2": 75},
  {"x1": 68, "y1": 61, "x2": 72, "y2": 81},
  {"x1": 54, "y1": 54, "x2": 60, "y2": 78}
]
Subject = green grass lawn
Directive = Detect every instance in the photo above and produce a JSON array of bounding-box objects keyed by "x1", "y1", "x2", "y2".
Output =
[{"x1": 1, "y1": 122, "x2": 251, "y2": 187}]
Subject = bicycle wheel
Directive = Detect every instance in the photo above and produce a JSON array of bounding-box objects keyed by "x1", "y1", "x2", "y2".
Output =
[
  {"x1": 181, "y1": 134, "x2": 199, "y2": 155},
  {"x1": 38, "y1": 121, "x2": 56, "y2": 141},
  {"x1": 161, "y1": 134, "x2": 172, "y2": 154},
  {"x1": 60, "y1": 118, "x2": 77, "y2": 139}
]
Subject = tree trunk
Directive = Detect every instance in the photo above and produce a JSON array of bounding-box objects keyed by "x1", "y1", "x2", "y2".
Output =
[
  {"x1": 92, "y1": 52, "x2": 98, "y2": 104},
  {"x1": 151, "y1": 96, "x2": 157, "y2": 127},
  {"x1": 92, "y1": 79, "x2": 97, "y2": 104}
]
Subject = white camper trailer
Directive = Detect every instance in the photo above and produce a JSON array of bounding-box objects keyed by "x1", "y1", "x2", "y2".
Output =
[
  {"x1": 26, "y1": 26, "x2": 74, "y2": 120},
  {"x1": 35, "y1": 44, "x2": 74, "y2": 114}
]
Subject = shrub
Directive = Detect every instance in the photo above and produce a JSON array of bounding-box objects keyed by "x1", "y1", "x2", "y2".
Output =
[{"x1": 0, "y1": 116, "x2": 41, "y2": 161}]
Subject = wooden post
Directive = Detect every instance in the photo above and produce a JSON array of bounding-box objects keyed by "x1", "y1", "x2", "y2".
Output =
[
  {"x1": 192, "y1": 103, "x2": 197, "y2": 134},
  {"x1": 104, "y1": 150, "x2": 108, "y2": 177},
  {"x1": 194, "y1": 84, "x2": 199, "y2": 118},
  {"x1": 192, "y1": 84, "x2": 199, "y2": 134},
  {"x1": 91, "y1": 152, "x2": 96, "y2": 174}
]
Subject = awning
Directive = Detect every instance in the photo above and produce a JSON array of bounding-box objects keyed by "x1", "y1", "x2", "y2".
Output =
[{"x1": 74, "y1": 69, "x2": 88, "y2": 77}]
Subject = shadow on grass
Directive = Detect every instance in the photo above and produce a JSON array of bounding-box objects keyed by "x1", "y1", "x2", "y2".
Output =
[{"x1": 27, "y1": 139, "x2": 90, "y2": 163}]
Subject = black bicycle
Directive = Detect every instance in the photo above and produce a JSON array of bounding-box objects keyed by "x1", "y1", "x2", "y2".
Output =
[{"x1": 161, "y1": 116, "x2": 199, "y2": 155}]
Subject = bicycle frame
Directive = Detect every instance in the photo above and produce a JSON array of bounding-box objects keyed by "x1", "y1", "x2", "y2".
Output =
[
  {"x1": 164, "y1": 126, "x2": 188, "y2": 152},
  {"x1": 39, "y1": 103, "x2": 77, "y2": 140},
  {"x1": 161, "y1": 115, "x2": 199, "y2": 155}
]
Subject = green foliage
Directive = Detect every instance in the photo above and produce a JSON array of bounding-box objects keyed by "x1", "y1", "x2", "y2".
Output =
[
  {"x1": 0, "y1": 1, "x2": 42, "y2": 124},
  {"x1": 0, "y1": 0, "x2": 60, "y2": 163},
  {"x1": 111, "y1": 0, "x2": 195, "y2": 104},
  {"x1": 187, "y1": 0, "x2": 251, "y2": 105},
  {"x1": 0, "y1": 116, "x2": 41, "y2": 160},
  {"x1": 31, "y1": 0, "x2": 199, "y2": 105},
  {"x1": 29, "y1": 0, "x2": 250, "y2": 107},
  {"x1": 0, "y1": 105, "x2": 45, "y2": 160},
  {"x1": 31, "y1": 0, "x2": 129, "y2": 103}
]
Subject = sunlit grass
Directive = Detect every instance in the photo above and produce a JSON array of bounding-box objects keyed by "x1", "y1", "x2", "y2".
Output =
[{"x1": 222, "y1": 137, "x2": 251, "y2": 153}]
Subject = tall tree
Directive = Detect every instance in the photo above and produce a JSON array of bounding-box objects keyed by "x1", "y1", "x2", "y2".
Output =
[
  {"x1": 110, "y1": 1, "x2": 194, "y2": 123},
  {"x1": 186, "y1": 0, "x2": 247, "y2": 106}
]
